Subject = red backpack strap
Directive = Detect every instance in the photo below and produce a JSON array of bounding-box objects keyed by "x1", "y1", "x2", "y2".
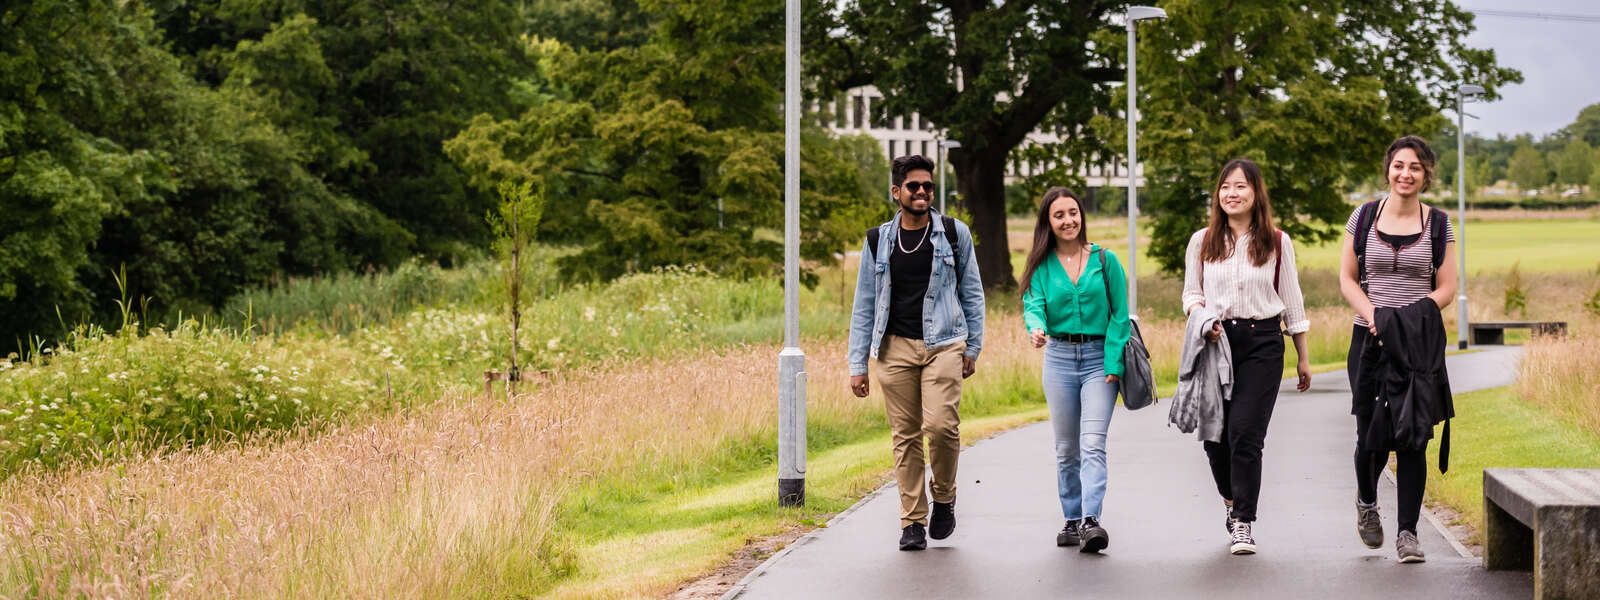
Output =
[{"x1": 1273, "y1": 230, "x2": 1283, "y2": 294}]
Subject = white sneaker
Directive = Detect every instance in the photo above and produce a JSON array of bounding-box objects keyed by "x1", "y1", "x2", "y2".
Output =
[{"x1": 1229, "y1": 520, "x2": 1256, "y2": 555}]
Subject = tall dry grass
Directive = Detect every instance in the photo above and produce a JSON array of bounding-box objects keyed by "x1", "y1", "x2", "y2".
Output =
[{"x1": 0, "y1": 312, "x2": 1038, "y2": 599}]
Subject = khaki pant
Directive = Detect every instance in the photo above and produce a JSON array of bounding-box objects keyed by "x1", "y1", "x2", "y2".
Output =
[{"x1": 877, "y1": 335, "x2": 965, "y2": 528}]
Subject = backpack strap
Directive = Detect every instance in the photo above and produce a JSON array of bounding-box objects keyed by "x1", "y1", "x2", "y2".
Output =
[
  {"x1": 1273, "y1": 230, "x2": 1283, "y2": 294},
  {"x1": 1428, "y1": 206, "x2": 1448, "y2": 290},
  {"x1": 865, "y1": 226, "x2": 880, "y2": 259},
  {"x1": 1353, "y1": 200, "x2": 1380, "y2": 292},
  {"x1": 943, "y1": 215, "x2": 963, "y2": 289}
]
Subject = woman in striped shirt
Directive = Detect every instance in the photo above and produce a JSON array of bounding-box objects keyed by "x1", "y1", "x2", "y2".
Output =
[
  {"x1": 1338, "y1": 135, "x2": 1457, "y2": 564},
  {"x1": 1182, "y1": 158, "x2": 1312, "y2": 556}
]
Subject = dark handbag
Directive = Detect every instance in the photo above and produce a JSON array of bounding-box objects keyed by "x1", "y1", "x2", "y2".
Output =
[{"x1": 1099, "y1": 249, "x2": 1156, "y2": 409}]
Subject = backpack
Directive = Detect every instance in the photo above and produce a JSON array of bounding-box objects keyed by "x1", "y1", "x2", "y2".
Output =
[
  {"x1": 1352, "y1": 199, "x2": 1449, "y2": 291},
  {"x1": 1099, "y1": 248, "x2": 1156, "y2": 410},
  {"x1": 866, "y1": 214, "x2": 964, "y2": 287}
]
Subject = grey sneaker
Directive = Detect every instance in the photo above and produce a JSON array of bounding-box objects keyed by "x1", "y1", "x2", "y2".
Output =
[
  {"x1": 1229, "y1": 520, "x2": 1256, "y2": 555},
  {"x1": 1396, "y1": 530, "x2": 1425, "y2": 563},
  {"x1": 1356, "y1": 501, "x2": 1383, "y2": 549}
]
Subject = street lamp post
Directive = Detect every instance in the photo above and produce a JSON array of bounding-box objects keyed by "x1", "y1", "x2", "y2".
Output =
[
  {"x1": 1124, "y1": 6, "x2": 1166, "y2": 317},
  {"x1": 1456, "y1": 83, "x2": 1485, "y2": 350},
  {"x1": 939, "y1": 139, "x2": 962, "y2": 213},
  {"x1": 777, "y1": 0, "x2": 806, "y2": 507}
]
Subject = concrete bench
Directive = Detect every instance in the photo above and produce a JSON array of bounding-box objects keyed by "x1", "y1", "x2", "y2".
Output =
[
  {"x1": 1483, "y1": 468, "x2": 1600, "y2": 599},
  {"x1": 1469, "y1": 321, "x2": 1568, "y2": 345}
]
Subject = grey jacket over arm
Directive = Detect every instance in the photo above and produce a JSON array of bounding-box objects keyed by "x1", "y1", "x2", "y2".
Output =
[{"x1": 1169, "y1": 305, "x2": 1232, "y2": 442}]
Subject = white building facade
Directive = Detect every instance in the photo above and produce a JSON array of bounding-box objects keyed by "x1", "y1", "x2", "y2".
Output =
[{"x1": 817, "y1": 85, "x2": 1144, "y2": 189}]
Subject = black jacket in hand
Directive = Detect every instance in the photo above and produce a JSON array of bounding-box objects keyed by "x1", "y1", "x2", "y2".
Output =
[{"x1": 1359, "y1": 297, "x2": 1455, "y2": 472}]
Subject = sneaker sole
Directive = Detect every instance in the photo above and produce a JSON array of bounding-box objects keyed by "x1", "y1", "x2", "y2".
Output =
[
  {"x1": 1398, "y1": 554, "x2": 1425, "y2": 564},
  {"x1": 899, "y1": 542, "x2": 926, "y2": 551},
  {"x1": 929, "y1": 525, "x2": 954, "y2": 540},
  {"x1": 1361, "y1": 537, "x2": 1383, "y2": 549},
  {"x1": 1230, "y1": 542, "x2": 1256, "y2": 555},
  {"x1": 1056, "y1": 537, "x2": 1080, "y2": 547}
]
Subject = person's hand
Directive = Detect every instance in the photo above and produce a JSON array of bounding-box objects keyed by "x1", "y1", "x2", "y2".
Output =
[
  {"x1": 1360, "y1": 307, "x2": 1378, "y2": 336},
  {"x1": 850, "y1": 374, "x2": 870, "y2": 398},
  {"x1": 962, "y1": 356, "x2": 976, "y2": 379},
  {"x1": 1029, "y1": 328, "x2": 1048, "y2": 348},
  {"x1": 1105, "y1": 374, "x2": 1120, "y2": 385},
  {"x1": 1296, "y1": 358, "x2": 1312, "y2": 392},
  {"x1": 1204, "y1": 321, "x2": 1222, "y2": 343}
]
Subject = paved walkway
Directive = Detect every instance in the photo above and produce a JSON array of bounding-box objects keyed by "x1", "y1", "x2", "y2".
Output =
[{"x1": 733, "y1": 346, "x2": 1533, "y2": 599}]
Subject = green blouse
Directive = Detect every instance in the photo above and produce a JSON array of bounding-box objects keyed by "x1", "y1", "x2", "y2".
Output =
[{"x1": 1022, "y1": 244, "x2": 1132, "y2": 377}]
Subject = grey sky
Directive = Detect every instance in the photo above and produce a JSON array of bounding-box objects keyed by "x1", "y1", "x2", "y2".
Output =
[{"x1": 1459, "y1": 1, "x2": 1600, "y2": 139}]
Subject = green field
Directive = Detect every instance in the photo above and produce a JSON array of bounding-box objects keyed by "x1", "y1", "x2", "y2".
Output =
[
  {"x1": 1422, "y1": 386, "x2": 1600, "y2": 546},
  {"x1": 1013, "y1": 214, "x2": 1600, "y2": 278}
]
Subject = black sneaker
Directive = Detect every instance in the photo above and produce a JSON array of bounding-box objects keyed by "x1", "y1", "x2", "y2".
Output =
[
  {"x1": 899, "y1": 523, "x2": 927, "y2": 551},
  {"x1": 930, "y1": 500, "x2": 956, "y2": 540},
  {"x1": 1056, "y1": 520, "x2": 1081, "y2": 547},
  {"x1": 1079, "y1": 516, "x2": 1109, "y2": 553},
  {"x1": 1224, "y1": 500, "x2": 1235, "y2": 534},
  {"x1": 1229, "y1": 520, "x2": 1256, "y2": 555}
]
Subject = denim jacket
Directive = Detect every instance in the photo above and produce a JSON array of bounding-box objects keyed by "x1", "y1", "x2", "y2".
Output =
[{"x1": 847, "y1": 210, "x2": 985, "y2": 376}]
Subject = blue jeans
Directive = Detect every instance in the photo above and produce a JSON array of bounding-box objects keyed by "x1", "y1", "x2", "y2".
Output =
[{"x1": 1043, "y1": 339, "x2": 1118, "y2": 521}]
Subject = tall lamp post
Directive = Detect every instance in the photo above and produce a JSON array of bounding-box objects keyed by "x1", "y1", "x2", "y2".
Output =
[
  {"x1": 777, "y1": 0, "x2": 806, "y2": 507},
  {"x1": 1456, "y1": 83, "x2": 1486, "y2": 350},
  {"x1": 939, "y1": 139, "x2": 962, "y2": 213},
  {"x1": 1124, "y1": 6, "x2": 1166, "y2": 317}
]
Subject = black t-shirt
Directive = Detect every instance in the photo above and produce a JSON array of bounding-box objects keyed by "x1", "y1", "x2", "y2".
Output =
[
  {"x1": 1377, "y1": 229, "x2": 1422, "y2": 248},
  {"x1": 886, "y1": 225, "x2": 934, "y2": 340}
]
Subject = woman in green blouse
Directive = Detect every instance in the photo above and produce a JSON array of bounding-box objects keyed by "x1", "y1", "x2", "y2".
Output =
[{"x1": 1022, "y1": 187, "x2": 1132, "y2": 554}]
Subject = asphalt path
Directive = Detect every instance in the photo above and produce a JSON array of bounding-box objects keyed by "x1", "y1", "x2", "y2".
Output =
[{"x1": 731, "y1": 346, "x2": 1532, "y2": 600}]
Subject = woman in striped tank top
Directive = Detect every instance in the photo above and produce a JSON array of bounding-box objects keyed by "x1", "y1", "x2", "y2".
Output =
[{"x1": 1337, "y1": 135, "x2": 1458, "y2": 564}]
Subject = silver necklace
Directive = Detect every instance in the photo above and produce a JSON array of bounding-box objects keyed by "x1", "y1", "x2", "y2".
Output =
[{"x1": 898, "y1": 224, "x2": 931, "y2": 254}]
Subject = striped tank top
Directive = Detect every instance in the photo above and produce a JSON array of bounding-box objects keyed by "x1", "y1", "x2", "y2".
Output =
[{"x1": 1345, "y1": 204, "x2": 1455, "y2": 327}]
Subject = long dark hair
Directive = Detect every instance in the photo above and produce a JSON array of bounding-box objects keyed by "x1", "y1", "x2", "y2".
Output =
[
  {"x1": 1020, "y1": 187, "x2": 1088, "y2": 297},
  {"x1": 1200, "y1": 159, "x2": 1277, "y2": 267}
]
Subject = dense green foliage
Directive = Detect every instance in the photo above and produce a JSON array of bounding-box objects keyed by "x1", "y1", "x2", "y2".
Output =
[
  {"x1": 1, "y1": 0, "x2": 886, "y2": 352},
  {"x1": 1134, "y1": 0, "x2": 1521, "y2": 274},
  {"x1": 448, "y1": 1, "x2": 885, "y2": 284},
  {"x1": 804, "y1": 0, "x2": 1125, "y2": 289}
]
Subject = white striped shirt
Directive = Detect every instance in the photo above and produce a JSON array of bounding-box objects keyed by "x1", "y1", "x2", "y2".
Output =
[
  {"x1": 1346, "y1": 205, "x2": 1455, "y2": 327},
  {"x1": 1181, "y1": 229, "x2": 1310, "y2": 334}
]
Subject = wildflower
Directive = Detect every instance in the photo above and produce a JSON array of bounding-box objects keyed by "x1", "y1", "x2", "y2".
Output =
[
  {"x1": 584, "y1": 306, "x2": 597, "y2": 322},
  {"x1": 547, "y1": 337, "x2": 561, "y2": 350}
]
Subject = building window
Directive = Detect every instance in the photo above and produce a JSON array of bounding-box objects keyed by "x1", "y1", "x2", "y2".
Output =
[
  {"x1": 888, "y1": 139, "x2": 897, "y2": 158},
  {"x1": 921, "y1": 140, "x2": 930, "y2": 157},
  {"x1": 835, "y1": 98, "x2": 846, "y2": 128},
  {"x1": 852, "y1": 95, "x2": 864, "y2": 129}
]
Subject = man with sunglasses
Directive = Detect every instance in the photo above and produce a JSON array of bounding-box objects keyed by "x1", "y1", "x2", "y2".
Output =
[{"x1": 848, "y1": 154, "x2": 985, "y2": 551}]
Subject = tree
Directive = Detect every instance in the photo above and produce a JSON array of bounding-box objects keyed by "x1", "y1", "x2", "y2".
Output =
[
  {"x1": 1135, "y1": 0, "x2": 1520, "y2": 273},
  {"x1": 1508, "y1": 144, "x2": 1549, "y2": 190},
  {"x1": 805, "y1": 1, "x2": 1124, "y2": 289},
  {"x1": 447, "y1": 0, "x2": 880, "y2": 285},
  {"x1": 153, "y1": 0, "x2": 528, "y2": 263},
  {"x1": 1556, "y1": 140, "x2": 1594, "y2": 187},
  {"x1": 1567, "y1": 103, "x2": 1600, "y2": 148}
]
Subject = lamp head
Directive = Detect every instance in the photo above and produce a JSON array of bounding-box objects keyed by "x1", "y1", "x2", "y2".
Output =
[{"x1": 1127, "y1": 6, "x2": 1168, "y2": 23}]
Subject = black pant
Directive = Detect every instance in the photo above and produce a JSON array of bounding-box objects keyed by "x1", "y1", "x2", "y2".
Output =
[
  {"x1": 1204, "y1": 317, "x2": 1284, "y2": 523},
  {"x1": 1347, "y1": 325, "x2": 1426, "y2": 534}
]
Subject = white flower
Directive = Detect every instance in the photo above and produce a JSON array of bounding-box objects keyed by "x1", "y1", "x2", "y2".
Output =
[
  {"x1": 584, "y1": 306, "x2": 596, "y2": 322},
  {"x1": 547, "y1": 337, "x2": 561, "y2": 350}
]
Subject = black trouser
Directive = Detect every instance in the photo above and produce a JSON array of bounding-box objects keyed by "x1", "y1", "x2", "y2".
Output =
[
  {"x1": 1347, "y1": 325, "x2": 1426, "y2": 535},
  {"x1": 1204, "y1": 317, "x2": 1284, "y2": 523}
]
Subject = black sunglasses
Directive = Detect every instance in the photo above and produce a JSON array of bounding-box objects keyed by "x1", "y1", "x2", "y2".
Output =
[{"x1": 899, "y1": 181, "x2": 934, "y2": 193}]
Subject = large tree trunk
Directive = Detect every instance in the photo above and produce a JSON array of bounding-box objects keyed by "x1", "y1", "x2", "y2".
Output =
[{"x1": 951, "y1": 150, "x2": 1015, "y2": 291}]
